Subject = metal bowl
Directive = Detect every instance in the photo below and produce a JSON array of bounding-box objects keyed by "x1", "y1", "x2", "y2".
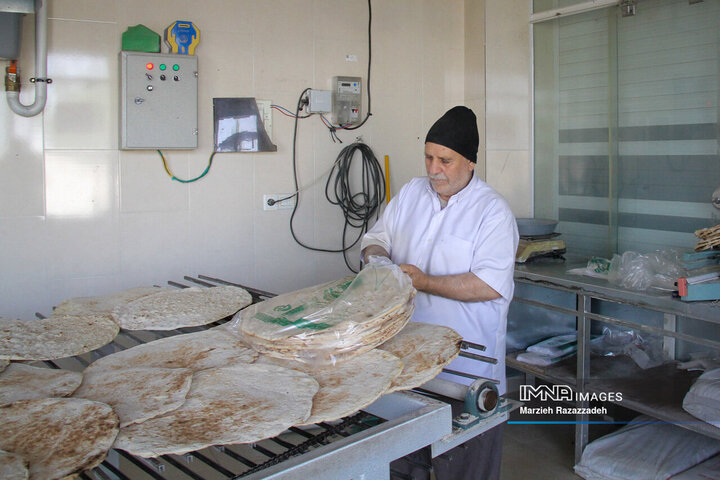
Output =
[{"x1": 516, "y1": 218, "x2": 558, "y2": 237}]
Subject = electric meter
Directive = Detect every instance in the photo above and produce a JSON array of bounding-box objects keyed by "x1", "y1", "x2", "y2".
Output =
[{"x1": 332, "y1": 76, "x2": 361, "y2": 126}]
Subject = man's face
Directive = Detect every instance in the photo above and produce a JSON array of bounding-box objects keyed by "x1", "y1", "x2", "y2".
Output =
[{"x1": 424, "y1": 142, "x2": 475, "y2": 202}]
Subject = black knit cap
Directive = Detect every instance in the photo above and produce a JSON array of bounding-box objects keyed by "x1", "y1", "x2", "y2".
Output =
[{"x1": 425, "y1": 106, "x2": 478, "y2": 163}]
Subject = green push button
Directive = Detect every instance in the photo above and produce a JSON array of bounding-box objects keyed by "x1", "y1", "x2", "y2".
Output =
[
  {"x1": 172, "y1": 64, "x2": 179, "y2": 71},
  {"x1": 159, "y1": 64, "x2": 166, "y2": 71}
]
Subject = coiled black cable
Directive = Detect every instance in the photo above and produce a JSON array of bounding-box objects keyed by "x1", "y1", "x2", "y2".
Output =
[{"x1": 289, "y1": 137, "x2": 385, "y2": 273}]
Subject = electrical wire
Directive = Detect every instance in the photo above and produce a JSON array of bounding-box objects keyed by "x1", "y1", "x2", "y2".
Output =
[
  {"x1": 342, "y1": 0, "x2": 372, "y2": 130},
  {"x1": 286, "y1": 89, "x2": 385, "y2": 273},
  {"x1": 158, "y1": 150, "x2": 215, "y2": 183}
]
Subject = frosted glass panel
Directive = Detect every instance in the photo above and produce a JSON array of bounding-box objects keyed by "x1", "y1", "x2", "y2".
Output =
[{"x1": 533, "y1": 0, "x2": 720, "y2": 258}]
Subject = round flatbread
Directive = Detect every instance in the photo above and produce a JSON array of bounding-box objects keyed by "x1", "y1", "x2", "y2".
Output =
[
  {"x1": 73, "y1": 367, "x2": 193, "y2": 428},
  {"x1": 113, "y1": 286, "x2": 252, "y2": 330},
  {"x1": 0, "y1": 363, "x2": 83, "y2": 406},
  {"x1": 233, "y1": 267, "x2": 415, "y2": 365},
  {"x1": 258, "y1": 349, "x2": 403, "y2": 425},
  {"x1": 378, "y1": 322, "x2": 463, "y2": 392},
  {"x1": 113, "y1": 363, "x2": 319, "y2": 457},
  {"x1": 84, "y1": 328, "x2": 258, "y2": 373},
  {"x1": 53, "y1": 286, "x2": 173, "y2": 317},
  {"x1": 0, "y1": 450, "x2": 28, "y2": 480},
  {"x1": 0, "y1": 315, "x2": 119, "y2": 361},
  {"x1": 0, "y1": 398, "x2": 119, "y2": 480}
]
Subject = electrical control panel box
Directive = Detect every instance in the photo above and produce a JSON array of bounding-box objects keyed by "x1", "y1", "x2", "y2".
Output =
[
  {"x1": 120, "y1": 51, "x2": 198, "y2": 149},
  {"x1": 332, "y1": 76, "x2": 361, "y2": 126}
]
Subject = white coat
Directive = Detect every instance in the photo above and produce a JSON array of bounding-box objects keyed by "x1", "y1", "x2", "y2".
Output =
[{"x1": 361, "y1": 174, "x2": 518, "y2": 394}]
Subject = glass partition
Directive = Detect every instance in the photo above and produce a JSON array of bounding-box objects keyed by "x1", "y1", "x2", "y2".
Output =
[{"x1": 533, "y1": 0, "x2": 720, "y2": 258}]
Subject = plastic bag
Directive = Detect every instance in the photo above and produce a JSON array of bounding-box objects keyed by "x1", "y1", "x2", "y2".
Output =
[
  {"x1": 227, "y1": 263, "x2": 415, "y2": 366},
  {"x1": 683, "y1": 368, "x2": 720, "y2": 428},
  {"x1": 591, "y1": 326, "x2": 666, "y2": 370},
  {"x1": 567, "y1": 257, "x2": 612, "y2": 279},
  {"x1": 608, "y1": 249, "x2": 686, "y2": 291},
  {"x1": 574, "y1": 415, "x2": 720, "y2": 480},
  {"x1": 677, "y1": 351, "x2": 720, "y2": 372},
  {"x1": 527, "y1": 333, "x2": 578, "y2": 357}
]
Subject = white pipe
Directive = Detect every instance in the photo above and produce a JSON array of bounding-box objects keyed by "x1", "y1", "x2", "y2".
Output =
[{"x1": 6, "y1": 0, "x2": 48, "y2": 117}]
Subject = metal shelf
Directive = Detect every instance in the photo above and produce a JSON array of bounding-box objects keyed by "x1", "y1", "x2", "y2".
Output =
[
  {"x1": 510, "y1": 257, "x2": 720, "y2": 464},
  {"x1": 507, "y1": 353, "x2": 720, "y2": 441}
]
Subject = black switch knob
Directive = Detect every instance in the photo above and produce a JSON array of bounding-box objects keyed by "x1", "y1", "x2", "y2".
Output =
[{"x1": 160, "y1": 74, "x2": 166, "y2": 81}]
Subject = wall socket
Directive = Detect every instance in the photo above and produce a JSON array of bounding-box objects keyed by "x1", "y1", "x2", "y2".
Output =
[{"x1": 263, "y1": 194, "x2": 296, "y2": 211}]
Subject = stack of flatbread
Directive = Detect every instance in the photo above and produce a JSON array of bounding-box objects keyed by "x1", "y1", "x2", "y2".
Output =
[
  {"x1": 82, "y1": 327, "x2": 258, "y2": 373},
  {"x1": 257, "y1": 349, "x2": 404, "y2": 425},
  {"x1": 112, "y1": 285, "x2": 252, "y2": 330},
  {"x1": 52, "y1": 286, "x2": 173, "y2": 317},
  {"x1": 112, "y1": 364, "x2": 319, "y2": 457},
  {"x1": 231, "y1": 265, "x2": 415, "y2": 365},
  {"x1": 0, "y1": 398, "x2": 119, "y2": 479},
  {"x1": 0, "y1": 314, "x2": 119, "y2": 361},
  {"x1": 694, "y1": 224, "x2": 720, "y2": 251},
  {"x1": 378, "y1": 322, "x2": 463, "y2": 392},
  {"x1": 0, "y1": 363, "x2": 82, "y2": 405}
]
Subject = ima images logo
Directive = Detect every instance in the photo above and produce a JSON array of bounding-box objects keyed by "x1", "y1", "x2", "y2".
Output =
[
  {"x1": 519, "y1": 384, "x2": 624, "y2": 403},
  {"x1": 519, "y1": 384, "x2": 574, "y2": 402}
]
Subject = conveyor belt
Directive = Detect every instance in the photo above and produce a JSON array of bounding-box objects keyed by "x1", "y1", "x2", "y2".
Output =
[{"x1": 34, "y1": 275, "x2": 457, "y2": 480}]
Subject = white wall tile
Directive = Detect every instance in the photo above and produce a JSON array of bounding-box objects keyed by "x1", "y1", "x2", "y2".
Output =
[
  {"x1": 486, "y1": 149, "x2": 532, "y2": 217},
  {"x1": 44, "y1": 19, "x2": 119, "y2": 150},
  {"x1": 485, "y1": 0, "x2": 531, "y2": 152},
  {"x1": 119, "y1": 211, "x2": 190, "y2": 285},
  {"x1": 119, "y1": 150, "x2": 189, "y2": 213},
  {"x1": 49, "y1": 0, "x2": 118, "y2": 22},
  {"x1": 0, "y1": 113, "x2": 44, "y2": 217},
  {"x1": 45, "y1": 150, "x2": 118, "y2": 218},
  {"x1": 0, "y1": 217, "x2": 48, "y2": 318},
  {"x1": 1, "y1": 0, "x2": 531, "y2": 318}
]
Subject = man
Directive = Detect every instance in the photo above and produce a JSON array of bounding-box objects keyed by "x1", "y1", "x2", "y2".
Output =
[{"x1": 360, "y1": 106, "x2": 518, "y2": 480}]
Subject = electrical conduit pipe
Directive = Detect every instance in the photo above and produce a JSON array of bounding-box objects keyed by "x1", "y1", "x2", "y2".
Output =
[{"x1": 6, "y1": 0, "x2": 48, "y2": 117}]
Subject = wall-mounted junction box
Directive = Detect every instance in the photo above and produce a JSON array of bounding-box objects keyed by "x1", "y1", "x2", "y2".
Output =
[
  {"x1": 307, "y1": 89, "x2": 332, "y2": 114},
  {"x1": 120, "y1": 51, "x2": 198, "y2": 149},
  {"x1": 332, "y1": 76, "x2": 361, "y2": 126}
]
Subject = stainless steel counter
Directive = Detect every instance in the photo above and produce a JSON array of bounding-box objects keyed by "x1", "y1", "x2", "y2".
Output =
[
  {"x1": 509, "y1": 256, "x2": 720, "y2": 464},
  {"x1": 514, "y1": 255, "x2": 720, "y2": 324}
]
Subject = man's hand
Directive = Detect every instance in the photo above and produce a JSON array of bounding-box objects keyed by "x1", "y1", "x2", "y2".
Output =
[
  {"x1": 361, "y1": 245, "x2": 390, "y2": 265},
  {"x1": 399, "y1": 264, "x2": 429, "y2": 291},
  {"x1": 399, "y1": 264, "x2": 501, "y2": 303}
]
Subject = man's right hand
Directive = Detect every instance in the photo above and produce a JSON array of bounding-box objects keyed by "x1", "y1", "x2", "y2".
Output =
[{"x1": 361, "y1": 245, "x2": 391, "y2": 265}]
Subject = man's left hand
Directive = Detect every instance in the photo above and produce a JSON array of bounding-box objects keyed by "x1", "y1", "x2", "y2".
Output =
[
  {"x1": 399, "y1": 264, "x2": 502, "y2": 302},
  {"x1": 399, "y1": 264, "x2": 428, "y2": 291}
]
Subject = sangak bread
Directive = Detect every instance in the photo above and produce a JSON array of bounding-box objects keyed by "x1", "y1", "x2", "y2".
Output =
[
  {"x1": 113, "y1": 286, "x2": 252, "y2": 330},
  {"x1": 0, "y1": 449, "x2": 28, "y2": 480},
  {"x1": 0, "y1": 363, "x2": 83, "y2": 406},
  {"x1": 83, "y1": 328, "x2": 257, "y2": 373},
  {"x1": 73, "y1": 367, "x2": 193, "y2": 427},
  {"x1": 52, "y1": 286, "x2": 174, "y2": 317},
  {"x1": 257, "y1": 349, "x2": 403, "y2": 425},
  {"x1": 113, "y1": 363, "x2": 319, "y2": 457},
  {"x1": 233, "y1": 267, "x2": 415, "y2": 365},
  {"x1": 0, "y1": 315, "x2": 119, "y2": 361},
  {"x1": 378, "y1": 321, "x2": 463, "y2": 392},
  {"x1": 0, "y1": 398, "x2": 118, "y2": 480}
]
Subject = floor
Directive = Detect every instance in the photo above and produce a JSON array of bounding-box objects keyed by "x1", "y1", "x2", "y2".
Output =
[
  {"x1": 500, "y1": 390, "x2": 619, "y2": 480},
  {"x1": 500, "y1": 413, "x2": 580, "y2": 479}
]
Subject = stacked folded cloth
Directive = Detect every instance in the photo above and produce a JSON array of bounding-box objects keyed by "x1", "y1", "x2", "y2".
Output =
[{"x1": 517, "y1": 333, "x2": 578, "y2": 367}]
